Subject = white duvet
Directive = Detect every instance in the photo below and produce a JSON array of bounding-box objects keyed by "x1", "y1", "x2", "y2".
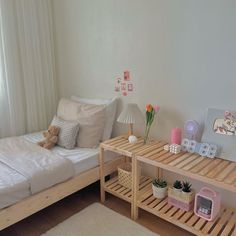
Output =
[{"x1": 0, "y1": 137, "x2": 75, "y2": 194}]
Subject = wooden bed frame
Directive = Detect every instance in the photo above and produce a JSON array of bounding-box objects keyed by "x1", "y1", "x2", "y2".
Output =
[{"x1": 0, "y1": 156, "x2": 125, "y2": 230}]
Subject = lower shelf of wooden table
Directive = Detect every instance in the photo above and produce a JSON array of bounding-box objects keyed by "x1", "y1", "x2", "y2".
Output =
[
  {"x1": 138, "y1": 185, "x2": 236, "y2": 236},
  {"x1": 104, "y1": 176, "x2": 152, "y2": 203}
]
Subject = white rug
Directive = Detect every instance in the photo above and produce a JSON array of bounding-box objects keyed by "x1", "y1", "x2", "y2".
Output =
[{"x1": 42, "y1": 203, "x2": 159, "y2": 236}]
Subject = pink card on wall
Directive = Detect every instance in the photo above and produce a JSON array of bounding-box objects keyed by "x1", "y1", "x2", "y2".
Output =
[
  {"x1": 114, "y1": 70, "x2": 134, "y2": 96},
  {"x1": 121, "y1": 82, "x2": 126, "y2": 91},
  {"x1": 128, "y1": 83, "x2": 133, "y2": 91},
  {"x1": 124, "y1": 71, "x2": 131, "y2": 81}
]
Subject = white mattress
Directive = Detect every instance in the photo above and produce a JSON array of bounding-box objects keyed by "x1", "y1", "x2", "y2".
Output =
[
  {"x1": 0, "y1": 163, "x2": 30, "y2": 209},
  {"x1": 24, "y1": 132, "x2": 117, "y2": 175},
  {"x1": 0, "y1": 132, "x2": 117, "y2": 209}
]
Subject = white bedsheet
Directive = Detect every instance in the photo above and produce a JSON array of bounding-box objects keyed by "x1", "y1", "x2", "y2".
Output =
[
  {"x1": 0, "y1": 137, "x2": 75, "y2": 194},
  {"x1": 0, "y1": 163, "x2": 30, "y2": 209},
  {"x1": 0, "y1": 132, "x2": 118, "y2": 209},
  {"x1": 24, "y1": 132, "x2": 118, "y2": 175}
]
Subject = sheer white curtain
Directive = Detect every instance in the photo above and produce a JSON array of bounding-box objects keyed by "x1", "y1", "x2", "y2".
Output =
[{"x1": 0, "y1": 0, "x2": 58, "y2": 138}]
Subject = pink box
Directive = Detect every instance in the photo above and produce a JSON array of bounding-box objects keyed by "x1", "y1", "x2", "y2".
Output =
[
  {"x1": 168, "y1": 187, "x2": 195, "y2": 211},
  {"x1": 168, "y1": 196, "x2": 194, "y2": 211},
  {"x1": 194, "y1": 187, "x2": 221, "y2": 221}
]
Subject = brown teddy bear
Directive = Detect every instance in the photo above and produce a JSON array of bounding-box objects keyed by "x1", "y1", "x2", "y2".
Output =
[{"x1": 38, "y1": 125, "x2": 60, "y2": 149}]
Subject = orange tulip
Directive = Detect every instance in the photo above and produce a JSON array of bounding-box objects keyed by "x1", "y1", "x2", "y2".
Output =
[{"x1": 146, "y1": 104, "x2": 153, "y2": 112}]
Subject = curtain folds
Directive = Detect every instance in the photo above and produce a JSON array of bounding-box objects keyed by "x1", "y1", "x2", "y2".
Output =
[{"x1": 0, "y1": 0, "x2": 58, "y2": 138}]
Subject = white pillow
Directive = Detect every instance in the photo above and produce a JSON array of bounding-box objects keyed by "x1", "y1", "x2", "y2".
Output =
[
  {"x1": 51, "y1": 116, "x2": 79, "y2": 149},
  {"x1": 71, "y1": 96, "x2": 118, "y2": 141},
  {"x1": 57, "y1": 98, "x2": 81, "y2": 121},
  {"x1": 57, "y1": 98, "x2": 106, "y2": 148}
]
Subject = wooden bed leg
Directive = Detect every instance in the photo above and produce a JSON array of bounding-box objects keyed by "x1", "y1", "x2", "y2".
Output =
[
  {"x1": 132, "y1": 157, "x2": 139, "y2": 220},
  {"x1": 99, "y1": 147, "x2": 105, "y2": 203}
]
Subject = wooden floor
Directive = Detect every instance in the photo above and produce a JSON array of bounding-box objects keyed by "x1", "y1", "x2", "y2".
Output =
[{"x1": 0, "y1": 182, "x2": 194, "y2": 236}]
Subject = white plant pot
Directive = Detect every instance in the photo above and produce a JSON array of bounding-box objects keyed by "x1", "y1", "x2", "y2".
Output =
[
  {"x1": 182, "y1": 191, "x2": 192, "y2": 196},
  {"x1": 152, "y1": 184, "x2": 167, "y2": 199},
  {"x1": 173, "y1": 187, "x2": 182, "y2": 192}
]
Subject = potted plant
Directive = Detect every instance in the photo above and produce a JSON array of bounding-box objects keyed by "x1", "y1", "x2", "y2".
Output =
[
  {"x1": 168, "y1": 180, "x2": 195, "y2": 211},
  {"x1": 182, "y1": 181, "x2": 192, "y2": 194},
  {"x1": 152, "y1": 178, "x2": 167, "y2": 199},
  {"x1": 173, "y1": 180, "x2": 182, "y2": 192}
]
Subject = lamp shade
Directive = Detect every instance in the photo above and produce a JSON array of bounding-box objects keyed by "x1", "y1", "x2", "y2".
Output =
[{"x1": 117, "y1": 103, "x2": 144, "y2": 124}]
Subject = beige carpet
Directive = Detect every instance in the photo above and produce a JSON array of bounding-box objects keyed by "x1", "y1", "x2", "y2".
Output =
[{"x1": 42, "y1": 203, "x2": 159, "y2": 236}]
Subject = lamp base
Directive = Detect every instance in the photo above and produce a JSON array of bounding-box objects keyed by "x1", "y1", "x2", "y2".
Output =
[
  {"x1": 128, "y1": 123, "x2": 133, "y2": 136},
  {"x1": 128, "y1": 135, "x2": 138, "y2": 143}
]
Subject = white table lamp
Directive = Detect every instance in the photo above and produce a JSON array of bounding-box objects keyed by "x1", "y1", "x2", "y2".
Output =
[{"x1": 117, "y1": 103, "x2": 144, "y2": 137}]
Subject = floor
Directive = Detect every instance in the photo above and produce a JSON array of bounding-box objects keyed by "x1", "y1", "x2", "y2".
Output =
[{"x1": 0, "y1": 182, "x2": 194, "y2": 236}]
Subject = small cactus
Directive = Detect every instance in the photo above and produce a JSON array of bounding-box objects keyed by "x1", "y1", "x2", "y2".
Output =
[
  {"x1": 182, "y1": 181, "x2": 192, "y2": 193},
  {"x1": 152, "y1": 178, "x2": 167, "y2": 188},
  {"x1": 173, "y1": 180, "x2": 182, "y2": 189}
]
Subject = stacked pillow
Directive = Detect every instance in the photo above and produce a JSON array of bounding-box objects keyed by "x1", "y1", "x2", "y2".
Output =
[
  {"x1": 53, "y1": 96, "x2": 117, "y2": 149},
  {"x1": 71, "y1": 96, "x2": 117, "y2": 141}
]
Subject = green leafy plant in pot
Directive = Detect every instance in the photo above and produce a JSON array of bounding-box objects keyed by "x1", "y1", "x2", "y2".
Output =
[
  {"x1": 182, "y1": 181, "x2": 192, "y2": 195},
  {"x1": 173, "y1": 180, "x2": 183, "y2": 192},
  {"x1": 152, "y1": 178, "x2": 167, "y2": 199}
]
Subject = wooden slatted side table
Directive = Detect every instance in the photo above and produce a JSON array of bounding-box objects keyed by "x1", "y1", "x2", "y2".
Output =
[
  {"x1": 99, "y1": 135, "x2": 236, "y2": 235},
  {"x1": 99, "y1": 135, "x2": 164, "y2": 218},
  {"x1": 133, "y1": 140, "x2": 236, "y2": 236}
]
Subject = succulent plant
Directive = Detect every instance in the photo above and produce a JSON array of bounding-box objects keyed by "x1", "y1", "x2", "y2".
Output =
[
  {"x1": 182, "y1": 181, "x2": 192, "y2": 193},
  {"x1": 173, "y1": 180, "x2": 182, "y2": 189},
  {"x1": 152, "y1": 178, "x2": 167, "y2": 188}
]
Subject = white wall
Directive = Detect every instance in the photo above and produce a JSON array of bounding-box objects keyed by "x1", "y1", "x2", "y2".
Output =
[{"x1": 52, "y1": 0, "x2": 236, "y2": 206}]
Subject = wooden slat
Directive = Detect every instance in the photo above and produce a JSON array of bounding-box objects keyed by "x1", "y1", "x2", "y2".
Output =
[
  {"x1": 199, "y1": 159, "x2": 223, "y2": 176},
  {"x1": 201, "y1": 208, "x2": 226, "y2": 234},
  {"x1": 129, "y1": 141, "x2": 160, "y2": 154},
  {"x1": 194, "y1": 217, "x2": 207, "y2": 231},
  {"x1": 150, "y1": 150, "x2": 169, "y2": 160},
  {"x1": 135, "y1": 142, "x2": 163, "y2": 155},
  {"x1": 102, "y1": 136, "x2": 124, "y2": 145},
  {"x1": 179, "y1": 211, "x2": 194, "y2": 224},
  {"x1": 172, "y1": 209, "x2": 186, "y2": 220},
  {"x1": 105, "y1": 138, "x2": 127, "y2": 147},
  {"x1": 142, "y1": 195, "x2": 156, "y2": 206},
  {"x1": 159, "y1": 204, "x2": 173, "y2": 214},
  {"x1": 221, "y1": 212, "x2": 236, "y2": 236},
  {"x1": 168, "y1": 153, "x2": 195, "y2": 166},
  {"x1": 148, "y1": 198, "x2": 163, "y2": 208},
  {"x1": 182, "y1": 156, "x2": 204, "y2": 171},
  {"x1": 186, "y1": 214, "x2": 199, "y2": 227},
  {"x1": 117, "y1": 138, "x2": 143, "y2": 149},
  {"x1": 153, "y1": 199, "x2": 168, "y2": 211},
  {"x1": 175, "y1": 154, "x2": 199, "y2": 169},
  {"x1": 141, "y1": 142, "x2": 168, "y2": 157},
  {"x1": 165, "y1": 206, "x2": 179, "y2": 217},
  {"x1": 224, "y1": 170, "x2": 236, "y2": 184},
  {"x1": 216, "y1": 163, "x2": 236, "y2": 181},
  {"x1": 209, "y1": 208, "x2": 233, "y2": 236},
  {"x1": 206, "y1": 161, "x2": 230, "y2": 179},
  {"x1": 162, "y1": 152, "x2": 189, "y2": 164},
  {"x1": 190, "y1": 158, "x2": 213, "y2": 173}
]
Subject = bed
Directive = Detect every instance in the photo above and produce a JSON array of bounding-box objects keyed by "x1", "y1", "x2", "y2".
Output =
[
  {"x1": 0, "y1": 132, "x2": 124, "y2": 230},
  {"x1": 0, "y1": 96, "x2": 125, "y2": 230}
]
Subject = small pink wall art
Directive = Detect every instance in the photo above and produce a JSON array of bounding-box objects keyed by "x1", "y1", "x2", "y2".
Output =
[
  {"x1": 114, "y1": 70, "x2": 134, "y2": 96},
  {"x1": 124, "y1": 71, "x2": 131, "y2": 81},
  {"x1": 127, "y1": 83, "x2": 133, "y2": 92}
]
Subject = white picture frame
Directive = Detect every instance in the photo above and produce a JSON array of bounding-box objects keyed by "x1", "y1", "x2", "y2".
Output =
[{"x1": 201, "y1": 108, "x2": 236, "y2": 162}]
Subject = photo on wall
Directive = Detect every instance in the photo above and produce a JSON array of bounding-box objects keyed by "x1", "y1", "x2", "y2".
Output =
[{"x1": 201, "y1": 108, "x2": 236, "y2": 162}]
